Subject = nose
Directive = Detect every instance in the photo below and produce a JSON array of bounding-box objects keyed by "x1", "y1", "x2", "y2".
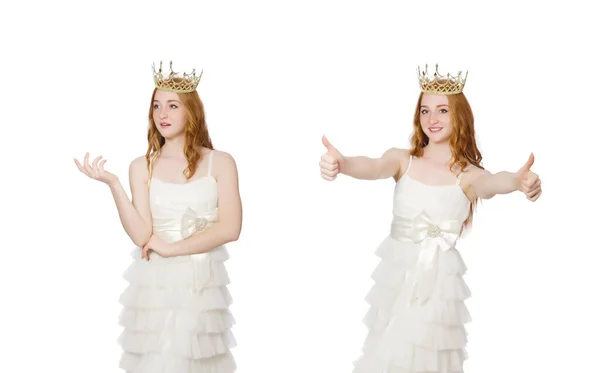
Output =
[
  {"x1": 159, "y1": 107, "x2": 168, "y2": 119},
  {"x1": 428, "y1": 113, "x2": 439, "y2": 125}
]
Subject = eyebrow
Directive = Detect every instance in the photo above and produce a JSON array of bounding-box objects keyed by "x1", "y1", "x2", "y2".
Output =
[
  {"x1": 420, "y1": 104, "x2": 449, "y2": 108},
  {"x1": 153, "y1": 100, "x2": 182, "y2": 104}
]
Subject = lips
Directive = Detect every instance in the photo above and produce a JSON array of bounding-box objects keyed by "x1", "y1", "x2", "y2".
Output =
[
  {"x1": 160, "y1": 122, "x2": 171, "y2": 127},
  {"x1": 429, "y1": 127, "x2": 443, "y2": 132}
]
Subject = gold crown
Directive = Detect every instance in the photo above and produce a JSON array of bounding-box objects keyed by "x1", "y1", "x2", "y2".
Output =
[
  {"x1": 417, "y1": 64, "x2": 468, "y2": 95},
  {"x1": 152, "y1": 61, "x2": 203, "y2": 93}
]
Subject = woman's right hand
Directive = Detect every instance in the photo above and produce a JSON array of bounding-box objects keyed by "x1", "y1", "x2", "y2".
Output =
[
  {"x1": 320, "y1": 135, "x2": 345, "y2": 181},
  {"x1": 74, "y1": 152, "x2": 119, "y2": 186}
]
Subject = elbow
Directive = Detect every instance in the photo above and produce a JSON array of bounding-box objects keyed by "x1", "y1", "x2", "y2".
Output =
[
  {"x1": 132, "y1": 229, "x2": 152, "y2": 247},
  {"x1": 133, "y1": 237, "x2": 149, "y2": 248},
  {"x1": 133, "y1": 238, "x2": 146, "y2": 248},
  {"x1": 226, "y1": 225, "x2": 242, "y2": 243},
  {"x1": 228, "y1": 230, "x2": 241, "y2": 243}
]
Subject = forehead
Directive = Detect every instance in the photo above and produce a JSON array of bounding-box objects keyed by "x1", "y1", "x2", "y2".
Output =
[
  {"x1": 154, "y1": 89, "x2": 180, "y2": 101},
  {"x1": 421, "y1": 93, "x2": 449, "y2": 107}
]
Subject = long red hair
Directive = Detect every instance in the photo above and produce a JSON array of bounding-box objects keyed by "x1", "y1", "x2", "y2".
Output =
[
  {"x1": 409, "y1": 91, "x2": 483, "y2": 231},
  {"x1": 145, "y1": 88, "x2": 214, "y2": 180}
]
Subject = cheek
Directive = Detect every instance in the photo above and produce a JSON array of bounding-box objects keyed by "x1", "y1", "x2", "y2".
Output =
[
  {"x1": 444, "y1": 119, "x2": 454, "y2": 135},
  {"x1": 175, "y1": 112, "x2": 187, "y2": 128}
]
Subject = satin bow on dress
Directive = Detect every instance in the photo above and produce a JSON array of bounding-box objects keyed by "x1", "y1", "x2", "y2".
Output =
[
  {"x1": 180, "y1": 207, "x2": 219, "y2": 239},
  {"x1": 391, "y1": 211, "x2": 462, "y2": 306}
]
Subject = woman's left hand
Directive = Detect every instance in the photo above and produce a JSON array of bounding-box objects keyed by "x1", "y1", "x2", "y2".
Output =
[
  {"x1": 142, "y1": 235, "x2": 175, "y2": 260},
  {"x1": 515, "y1": 153, "x2": 542, "y2": 201}
]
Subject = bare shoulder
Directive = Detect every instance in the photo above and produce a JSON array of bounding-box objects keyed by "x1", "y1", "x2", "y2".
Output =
[
  {"x1": 460, "y1": 164, "x2": 491, "y2": 201},
  {"x1": 382, "y1": 147, "x2": 408, "y2": 158},
  {"x1": 382, "y1": 147, "x2": 410, "y2": 164},
  {"x1": 212, "y1": 150, "x2": 237, "y2": 168},
  {"x1": 211, "y1": 150, "x2": 238, "y2": 180},
  {"x1": 129, "y1": 155, "x2": 149, "y2": 180},
  {"x1": 130, "y1": 155, "x2": 147, "y2": 168},
  {"x1": 463, "y1": 164, "x2": 491, "y2": 183},
  {"x1": 382, "y1": 148, "x2": 410, "y2": 181}
]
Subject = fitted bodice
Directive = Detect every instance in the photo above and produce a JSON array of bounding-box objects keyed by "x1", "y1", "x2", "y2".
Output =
[
  {"x1": 392, "y1": 156, "x2": 471, "y2": 226},
  {"x1": 393, "y1": 175, "x2": 470, "y2": 224},
  {"x1": 148, "y1": 151, "x2": 219, "y2": 243}
]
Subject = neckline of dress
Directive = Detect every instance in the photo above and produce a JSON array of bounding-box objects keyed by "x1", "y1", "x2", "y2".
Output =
[
  {"x1": 150, "y1": 175, "x2": 216, "y2": 185},
  {"x1": 400, "y1": 174, "x2": 471, "y2": 203},
  {"x1": 402, "y1": 174, "x2": 458, "y2": 188}
]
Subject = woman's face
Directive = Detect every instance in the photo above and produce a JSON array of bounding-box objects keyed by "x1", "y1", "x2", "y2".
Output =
[
  {"x1": 152, "y1": 89, "x2": 186, "y2": 139},
  {"x1": 419, "y1": 93, "x2": 452, "y2": 144}
]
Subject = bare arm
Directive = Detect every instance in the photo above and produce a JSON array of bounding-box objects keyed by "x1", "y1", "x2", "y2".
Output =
[
  {"x1": 341, "y1": 148, "x2": 406, "y2": 180},
  {"x1": 320, "y1": 135, "x2": 406, "y2": 181},
  {"x1": 171, "y1": 151, "x2": 242, "y2": 256},
  {"x1": 108, "y1": 156, "x2": 153, "y2": 247},
  {"x1": 470, "y1": 153, "x2": 541, "y2": 201},
  {"x1": 471, "y1": 170, "x2": 519, "y2": 200}
]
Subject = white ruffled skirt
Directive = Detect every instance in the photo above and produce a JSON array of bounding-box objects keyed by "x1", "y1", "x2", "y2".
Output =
[
  {"x1": 353, "y1": 235, "x2": 471, "y2": 373},
  {"x1": 118, "y1": 246, "x2": 236, "y2": 373}
]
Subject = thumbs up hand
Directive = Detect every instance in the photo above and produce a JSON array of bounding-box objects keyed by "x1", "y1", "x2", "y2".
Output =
[
  {"x1": 320, "y1": 135, "x2": 345, "y2": 181},
  {"x1": 515, "y1": 153, "x2": 542, "y2": 201}
]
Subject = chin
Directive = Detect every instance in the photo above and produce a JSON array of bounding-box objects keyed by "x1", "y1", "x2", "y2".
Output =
[
  {"x1": 157, "y1": 127, "x2": 183, "y2": 138},
  {"x1": 156, "y1": 129, "x2": 169, "y2": 138},
  {"x1": 426, "y1": 134, "x2": 449, "y2": 144}
]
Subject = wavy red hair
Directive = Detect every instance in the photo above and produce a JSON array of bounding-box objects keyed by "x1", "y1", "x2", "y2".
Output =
[
  {"x1": 145, "y1": 88, "x2": 214, "y2": 180},
  {"x1": 409, "y1": 91, "x2": 483, "y2": 231}
]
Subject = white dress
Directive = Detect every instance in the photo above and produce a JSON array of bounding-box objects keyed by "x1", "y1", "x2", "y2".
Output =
[
  {"x1": 118, "y1": 150, "x2": 236, "y2": 373},
  {"x1": 353, "y1": 155, "x2": 472, "y2": 373}
]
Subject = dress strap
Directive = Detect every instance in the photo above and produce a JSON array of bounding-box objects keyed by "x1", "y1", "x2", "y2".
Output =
[
  {"x1": 207, "y1": 150, "x2": 215, "y2": 177},
  {"x1": 403, "y1": 155, "x2": 413, "y2": 176}
]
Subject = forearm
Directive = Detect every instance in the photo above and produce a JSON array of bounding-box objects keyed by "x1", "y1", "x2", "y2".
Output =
[
  {"x1": 475, "y1": 171, "x2": 519, "y2": 199},
  {"x1": 172, "y1": 223, "x2": 240, "y2": 256},
  {"x1": 341, "y1": 156, "x2": 381, "y2": 180},
  {"x1": 108, "y1": 179, "x2": 152, "y2": 246}
]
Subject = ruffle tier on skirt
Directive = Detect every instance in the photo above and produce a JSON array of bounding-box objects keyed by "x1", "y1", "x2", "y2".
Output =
[
  {"x1": 353, "y1": 236, "x2": 471, "y2": 373},
  {"x1": 118, "y1": 246, "x2": 236, "y2": 373}
]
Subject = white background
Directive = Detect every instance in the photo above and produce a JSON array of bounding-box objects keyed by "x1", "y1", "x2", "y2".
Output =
[{"x1": 1, "y1": 1, "x2": 598, "y2": 372}]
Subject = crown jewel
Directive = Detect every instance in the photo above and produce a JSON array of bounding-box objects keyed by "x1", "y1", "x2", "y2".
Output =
[
  {"x1": 417, "y1": 64, "x2": 468, "y2": 95},
  {"x1": 152, "y1": 61, "x2": 202, "y2": 93}
]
